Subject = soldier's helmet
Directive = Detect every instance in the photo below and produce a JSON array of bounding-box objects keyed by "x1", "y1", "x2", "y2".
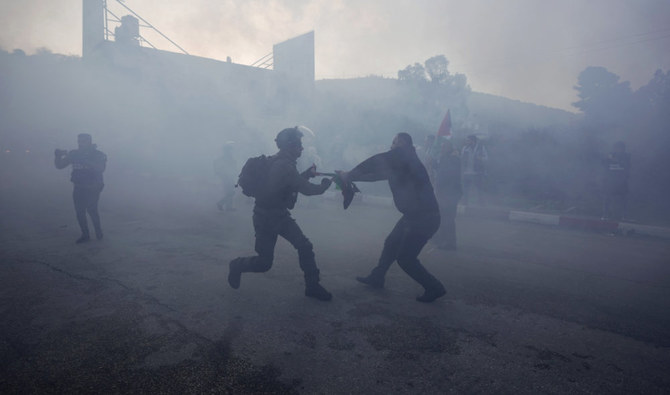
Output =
[{"x1": 275, "y1": 127, "x2": 303, "y2": 150}]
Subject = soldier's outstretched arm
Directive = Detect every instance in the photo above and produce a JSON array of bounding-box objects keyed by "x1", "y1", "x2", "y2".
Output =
[
  {"x1": 300, "y1": 164, "x2": 317, "y2": 179},
  {"x1": 272, "y1": 160, "x2": 330, "y2": 196},
  {"x1": 297, "y1": 177, "x2": 331, "y2": 196}
]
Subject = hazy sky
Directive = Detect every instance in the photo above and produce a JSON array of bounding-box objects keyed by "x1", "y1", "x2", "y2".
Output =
[{"x1": 1, "y1": 0, "x2": 669, "y2": 111}]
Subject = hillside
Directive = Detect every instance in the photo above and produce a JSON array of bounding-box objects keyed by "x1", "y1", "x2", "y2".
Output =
[
  {"x1": 316, "y1": 77, "x2": 578, "y2": 132},
  {"x1": 468, "y1": 91, "x2": 578, "y2": 131}
]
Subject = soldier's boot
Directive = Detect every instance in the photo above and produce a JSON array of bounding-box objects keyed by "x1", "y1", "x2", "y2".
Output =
[
  {"x1": 89, "y1": 211, "x2": 103, "y2": 240},
  {"x1": 76, "y1": 225, "x2": 90, "y2": 244},
  {"x1": 76, "y1": 233, "x2": 90, "y2": 244},
  {"x1": 355, "y1": 267, "x2": 386, "y2": 289},
  {"x1": 76, "y1": 219, "x2": 90, "y2": 244},
  {"x1": 304, "y1": 275, "x2": 332, "y2": 301},
  {"x1": 228, "y1": 258, "x2": 243, "y2": 289},
  {"x1": 416, "y1": 283, "x2": 446, "y2": 303},
  {"x1": 94, "y1": 226, "x2": 103, "y2": 240}
]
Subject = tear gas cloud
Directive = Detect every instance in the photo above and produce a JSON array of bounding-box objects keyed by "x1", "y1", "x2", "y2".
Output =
[
  {"x1": 1, "y1": 0, "x2": 669, "y2": 111},
  {"x1": 0, "y1": 1, "x2": 669, "y2": 224}
]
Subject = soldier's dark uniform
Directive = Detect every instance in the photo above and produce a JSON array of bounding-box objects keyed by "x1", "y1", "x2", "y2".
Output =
[
  {"x1": 347, "y1": 132, "x2": 446, "y2": 303},
  {"x1": 228, "y1": 128, "x2": 333, "y2": 301},
  {"x1": 54, "y1": 133, "x2": 107, "y2": 244}
]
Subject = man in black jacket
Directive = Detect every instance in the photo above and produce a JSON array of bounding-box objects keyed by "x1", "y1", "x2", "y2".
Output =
[
  {"x1": 339, "y1": 132, "x2": 446, "y2": 303},
  {"x1": 54, "y1": 133, "x2": 107, "y2": 244},
  {"x1": 228, "y1": 127, "x2": 334, "y2": 301}
]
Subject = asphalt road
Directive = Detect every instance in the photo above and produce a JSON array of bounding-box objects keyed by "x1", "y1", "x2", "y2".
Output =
[{"x1": 1, "y1": 170, "x2": 669, "y2": 393}]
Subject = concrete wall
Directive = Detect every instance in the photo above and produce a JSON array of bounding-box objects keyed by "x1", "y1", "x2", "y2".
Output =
[
  {"x1": 273, "y1": 31, "x2": 315, "y2": 99},
  {"x1": 94, "y1": 42, "x2": 275, "y2": 99},
  {"x1": 84, "y1": 3, "x2": 314, "y2": 105}
]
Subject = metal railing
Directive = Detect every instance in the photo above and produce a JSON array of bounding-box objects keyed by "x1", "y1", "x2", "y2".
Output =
[
  {"x1": 103, "y1": 0, "x2": 188, "y2": 55},
  {"x1": 250, "y1": 52, "x2": 273, "y2": 69}
]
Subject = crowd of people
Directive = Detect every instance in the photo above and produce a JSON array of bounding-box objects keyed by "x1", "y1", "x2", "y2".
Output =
[{"x1": 53, "y1": 127, "x2": 630, "y2": 304}]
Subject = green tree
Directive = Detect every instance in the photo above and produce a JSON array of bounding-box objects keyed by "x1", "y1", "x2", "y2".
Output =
[
  {"x1": 635, "y1": 69, "x2": 670, "y2": 114},
  {"x1": 397, "y1": 63, "x2": 427, "y2": 83},
  {"x1": 397, "y1": 55, "x2": 471, "y2": 133},
  {"x1": 572, "y1": 66, "x2": 632, "y2": 126},
  {"x1": 424, "y1": 55, "x2": 448, "y2": 85}
]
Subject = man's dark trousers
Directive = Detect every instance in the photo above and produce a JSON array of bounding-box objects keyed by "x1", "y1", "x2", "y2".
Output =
[
  {"x1": 73, "y1": 184, "x2": 103, "y2": 237},
  {"x1": 369, "y1": 211, "x2": 443, "y2": 289}
]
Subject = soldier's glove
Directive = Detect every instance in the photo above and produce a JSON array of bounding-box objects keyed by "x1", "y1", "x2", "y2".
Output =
[
  {"x1": 301, "y1": 164, "x2": 317, "y2": 179},
  {"x1": 320, "y1": 178, "x2": 332, "y2": 189}
]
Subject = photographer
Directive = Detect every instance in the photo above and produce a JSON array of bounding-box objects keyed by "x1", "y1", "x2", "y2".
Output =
[{"x1": 55, "y1": 133, "x2": 107, "y2": 243}]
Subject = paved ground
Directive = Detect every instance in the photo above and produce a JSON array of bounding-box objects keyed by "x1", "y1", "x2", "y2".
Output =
[{"x1": 1, "y1": 170, "x2": 669, "y2": 394}]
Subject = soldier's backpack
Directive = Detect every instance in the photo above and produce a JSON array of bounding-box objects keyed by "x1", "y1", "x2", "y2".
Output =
[{"x1": 236, "y1": 155, "x2": 271, "y2": 197}]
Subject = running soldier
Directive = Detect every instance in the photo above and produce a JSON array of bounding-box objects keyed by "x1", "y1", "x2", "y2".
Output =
[{"x1": 228, "y1": 127, "x2": 334, "y2": 301}]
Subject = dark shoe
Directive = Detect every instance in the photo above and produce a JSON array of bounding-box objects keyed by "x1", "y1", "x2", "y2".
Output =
[
  {"x1": 305, "y1": 283, "x2": 332, "y2": 301},
  {"x1": 356, "y1": 274, "x2": 384, "y2": 289},
  {"x1": 416, "y1": 285, "x2": 446, "y2": 303},
  {"x1": 76, "y1": 235, "x2": 90, "y2": 244},
  {"x1": 228, "y1": 258, "x2": 243, "y2": 289}
]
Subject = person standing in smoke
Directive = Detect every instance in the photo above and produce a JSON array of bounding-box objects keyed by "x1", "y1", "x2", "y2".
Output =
[
  {"x1": 433, "y1": 140, "x2": 462, "y2": 250},
  {"x1": 338, "y1": 132, "x2": 446, "y2": 303},
  {"x1": 419, "y1": 135, "x2": 436, "y2": 164},
  {"x1": 460, "y1": 134, "x2": 488, "y2": 206},
  {"x1": 418, "y1": 134, "x2": 437, "y2": 182},
  {"x1": 227, "y1": 127, "x2": 334, "y2": 301},
  {"x1": 601, "y1": 141, "x2": 631, "y2": 220},
  {"x1": 54, "y1": 133, "x2": 107, "y2": 244},
  {"x1": 214, "y1": 142, "x2": 237, "y2": 211}
]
